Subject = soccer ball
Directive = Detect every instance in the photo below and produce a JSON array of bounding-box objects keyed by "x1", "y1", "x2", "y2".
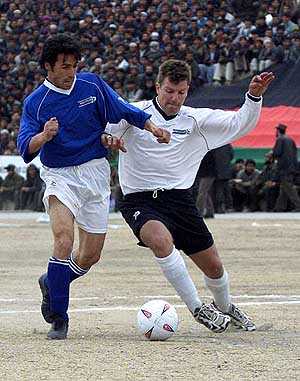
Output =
[{"x1": 137, "y1": 299, "x2": 179, "y2": 341}]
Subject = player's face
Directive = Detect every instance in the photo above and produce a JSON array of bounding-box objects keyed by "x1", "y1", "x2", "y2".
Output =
[
  {"x1": 46, "y1": 54, "x2": 78, "y2": 89},
  {"x1": 156, "y1": 78, "x2": 189, "y2": 115}
]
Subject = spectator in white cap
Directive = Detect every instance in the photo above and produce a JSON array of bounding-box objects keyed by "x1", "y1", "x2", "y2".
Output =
[
  {"x1": 90, "y1": 57, "x2": 103, "y2": 75},
  {"x1": 128, "y1": 42, "x2": 138, "y2": 57},
  {"x1": 150, "y1": 31, "x2": 160, "y2": 40},
  {"x1": 49, "y1": 24, "x2": 57, "y2": 35},
  {"x1": 144, "y1": 41, "x2": 162, "y2": 64}
]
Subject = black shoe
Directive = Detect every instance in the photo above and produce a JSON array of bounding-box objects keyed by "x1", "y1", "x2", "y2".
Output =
[
  {"x1": 38, "y1": 273, "x2": 55, "y2": 323},
  {"x1": 47, "y1": 316, "x2": 69, "y2": 340}
]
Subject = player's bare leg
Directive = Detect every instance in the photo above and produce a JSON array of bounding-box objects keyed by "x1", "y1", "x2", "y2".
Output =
[{"x1": 39, "y1": 197, "x2": 106, "y2": 339}]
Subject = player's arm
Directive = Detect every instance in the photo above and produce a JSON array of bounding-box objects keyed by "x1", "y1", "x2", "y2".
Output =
[
  {"x1": 18, "y1": 101, "x2": 59, "y2": 163},
  {"x1": 195, "y1": 71, "x2": 275, "y2": 149},
  {"x1": 98, "y1": 77, "x2": 170, "y2": 143},
  {"x1": 28, "y1": 117, "x2": 59, "y2": 155},
  {"x1": 103, "y1": 119, "x2": 170, "y2": 149},
  {"x1": 144, "y1": 119, "x2": 170, "y2": 144}
]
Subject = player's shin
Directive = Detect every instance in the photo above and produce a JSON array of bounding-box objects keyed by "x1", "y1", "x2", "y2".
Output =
[
  {"x1": 203, "y1": 270, "x2": 231, "y2": 312},
  {"x1": 68, "y1": 250, "x2": 89, "y2": 282},
  {"x1": 155, "y1": 246, "x2": 202, "y2": 313},
  {"x1": 47, "y1": 257, "x2": 70, "y2": 320}
]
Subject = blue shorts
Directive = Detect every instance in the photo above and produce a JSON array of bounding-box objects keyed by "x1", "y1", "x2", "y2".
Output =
[{"x1": 118, "y1": 189, "x2": 214, "y2": 256}]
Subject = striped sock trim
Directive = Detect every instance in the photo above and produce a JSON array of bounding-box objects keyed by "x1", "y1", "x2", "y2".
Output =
[
  {"x1": 68, "y1": 252, "x2": 89, "y2": 276},
  {"x1": 49, "y1": 256, "x2": 69, "y2": 266}
]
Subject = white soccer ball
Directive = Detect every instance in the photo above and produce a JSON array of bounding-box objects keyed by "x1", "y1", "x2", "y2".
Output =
[{"x1": 137, "y1": 299, "x2": 179, "y2": 341}]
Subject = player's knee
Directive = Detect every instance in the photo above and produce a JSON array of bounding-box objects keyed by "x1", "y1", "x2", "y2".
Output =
[
  {"x1": 205, "y1": 262, "x2": 224, "y2": 279},
  {"x1": 54, "y1": 234, "x2": 73, "y2": 259},
  {"x1": 148, "y1": 233, "x2": 173, "y2": 255}
]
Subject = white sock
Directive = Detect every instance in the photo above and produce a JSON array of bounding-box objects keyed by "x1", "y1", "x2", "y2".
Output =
[
  {"x1": 155, "y1": 246, "x2": 202, "y2": 313},
  {"x1": 204, "y1": 270, "x2": 231, "y2": 312}
]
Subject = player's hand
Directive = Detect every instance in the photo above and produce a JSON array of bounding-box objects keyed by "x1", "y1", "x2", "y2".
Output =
[
  {"x1": 43, "y1": 117, "x2": 59, "y2": 142},
  {"x1": 144, "y1": 119, "x2": 171, "y2": 144},
  {"x1": 101, "y1": 133, "x2": 127, "y2": 153},
  {"x1": 151, "y1": 126, "x2": 171, "y2": 144},
  {"x1": 248, "y1": 72, "x2": 275, "y2": 97}
]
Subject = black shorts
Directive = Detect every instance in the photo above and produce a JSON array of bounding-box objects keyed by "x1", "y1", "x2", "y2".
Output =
[{"x1": 118, "y1": 189, "x2": 214, "y2": 256}]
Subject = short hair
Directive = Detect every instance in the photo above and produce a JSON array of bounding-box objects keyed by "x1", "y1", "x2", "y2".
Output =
[
  {"x1": 39, "y1": 33, "x2": 81, "y2": 70},
  {"x1": 156, "y1": 59, "x2": 191, "y2": 85},
  {"x1": 245, "y1": 159, "x2": 256, "y2": 166}
]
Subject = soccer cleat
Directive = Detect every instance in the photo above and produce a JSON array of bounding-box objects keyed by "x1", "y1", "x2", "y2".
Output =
[
  {"x1": 226, "y1": 303, "x2": 256, "y2": 331},
  {"x1": 47, "y1": 316, "x2": 69, "y2": 340},
  {"x1": 193, "y1": 302, "x2": 231, "y2": 333},
  {"x1": 38, "y1": 273, "x2": 55, "y2": 324}
]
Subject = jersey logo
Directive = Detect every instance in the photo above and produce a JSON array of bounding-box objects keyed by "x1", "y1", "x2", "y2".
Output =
[
  {"x1": 78, "y1": 96, "x2": 96, "y2": 107},
  {"x1": 172, "y1": 128, "x2": 191, "y2": 135},
  {"x1": 133, "y1": 211, "x2": 140, "y2": 220}
]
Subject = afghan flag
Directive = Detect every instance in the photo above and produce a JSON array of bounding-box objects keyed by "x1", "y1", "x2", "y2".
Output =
[{"x1": 186, "y1": 61, "x2": 300, "y2": 167}]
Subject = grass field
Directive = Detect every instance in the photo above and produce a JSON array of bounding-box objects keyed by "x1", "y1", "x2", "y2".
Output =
[{"x1": 0, "y1": 212, "x2": 300, "y2": 380}]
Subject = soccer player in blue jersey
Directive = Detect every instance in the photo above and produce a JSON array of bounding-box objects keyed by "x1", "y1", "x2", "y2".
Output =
[{"x1": 17, "y1": 33, "x2": 170, "y2": 340}]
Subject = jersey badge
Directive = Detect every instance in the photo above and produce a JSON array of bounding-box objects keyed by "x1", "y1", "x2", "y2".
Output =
[
  {"x1": 78, "y1": 96, "x2": 96, "y2": 107},
  {"x1": 172, "y1": 128, "x2": 191, "y2": 135}
]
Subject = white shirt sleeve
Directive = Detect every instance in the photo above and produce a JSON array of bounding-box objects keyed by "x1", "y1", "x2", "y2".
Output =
[
  {"x1": 105, "y1": 119, "x2": 130, "y2": 138},
  {"x1": 193, "y1": 94, "x2": 262, "y2": 150}
]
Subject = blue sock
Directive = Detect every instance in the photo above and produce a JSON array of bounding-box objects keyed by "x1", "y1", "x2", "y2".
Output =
[
  {"x1": 68, "y1": 251, "x2": 89, "y2": 282},
  {"x1": 47, "y1": 257, "x2": 70, "y2": 321}
]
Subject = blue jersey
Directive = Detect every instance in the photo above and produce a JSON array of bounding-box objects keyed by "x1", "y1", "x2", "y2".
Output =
[{"x1": 18, "y1": 73, "x2": 150, "y2": 167}]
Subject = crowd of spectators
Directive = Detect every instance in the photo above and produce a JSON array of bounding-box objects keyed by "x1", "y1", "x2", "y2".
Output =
[
  {"x1": 189, "y1": 122, "x2": 300, "y2": 217},
  {"x1": 190, "y1": 148, "x2": 300, "y2": 217},
  {"x1": 0, "y1": 163, "x2": 44, "y2": 211},
  {"x1": 1, "y1": 0, "x2": 300, "y2": 212},
  {"x1": 1, "y1": 0, "x2": 300, "y2": 141},
  {"x1": 3, "y1": 145, "x2": 300, "y2": 214}
]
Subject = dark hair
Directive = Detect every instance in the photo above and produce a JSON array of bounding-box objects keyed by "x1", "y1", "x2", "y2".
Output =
[
  {"x1": 39, "y1": 33, "x2": 81, "y2": 70},
  {"x1": 156, "y1": 59, "x2": 191, "y2": 85},
  {"x1": 245, "y1": 159, "x2": 256, "y2": 166}
]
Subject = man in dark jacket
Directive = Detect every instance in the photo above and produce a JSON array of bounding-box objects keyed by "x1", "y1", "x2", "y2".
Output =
[
  {"x1": 233, "y1": 158, "x2": 260, "y2": 211},
  {"x1": 19, "y1": 164, "x2": 44, "y2": 211},
  {"x1": 0, "y1": 164, "x2": 24, "y2": 210},
  {"x1": 253, "y1": 151, "x2": 279, "y2": 211},
  {"x1": 214, "y1": 144, "x2": 234, "y2": 213},
  {"x1": 192, "y1": 150, "x2": 217, "y2": 218},
  {"x1": 272, "y1": 124, "x2": 300, "y2": 212}
]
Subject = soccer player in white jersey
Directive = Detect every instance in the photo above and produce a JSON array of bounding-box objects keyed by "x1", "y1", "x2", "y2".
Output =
[
  {"x1": 17, "y1": 34, "x2": 170, "y2": 340},
  {"x1": 107, "y1": 60, "x2": 274, "y2": 333}
]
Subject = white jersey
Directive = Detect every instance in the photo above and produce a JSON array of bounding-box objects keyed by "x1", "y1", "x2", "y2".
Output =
[{"x1": 106, "y1": 94, "x2": 262, "y2": 195}]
